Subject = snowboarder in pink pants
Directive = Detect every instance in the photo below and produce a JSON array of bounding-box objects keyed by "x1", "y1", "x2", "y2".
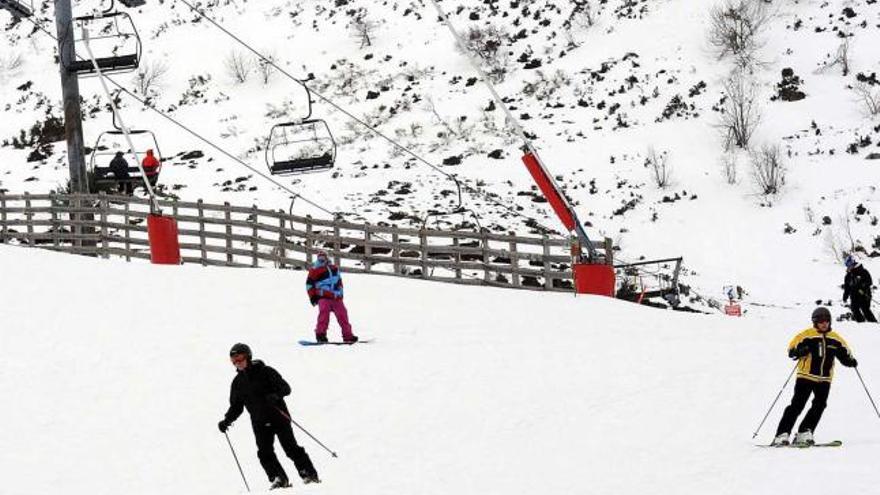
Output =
[{"x1": 306, "y1": 251, "x2": 358, "y2": 343}]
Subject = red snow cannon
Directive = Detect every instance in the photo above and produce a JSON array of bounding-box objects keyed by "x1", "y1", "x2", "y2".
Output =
[{"x1": 147, "y1": 213, "x2": 181, "y2": 265}]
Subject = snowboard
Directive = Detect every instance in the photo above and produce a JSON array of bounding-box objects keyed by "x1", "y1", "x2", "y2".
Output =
[
  {"x1": 756, "y1": 440, "x2": 842, "y2": 448},
  {"x1": 298, "y1": 338, "x2": 373, "y2": 346}
]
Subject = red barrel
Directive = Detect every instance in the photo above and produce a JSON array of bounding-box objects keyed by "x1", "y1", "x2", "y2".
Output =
[
  {"x1": 147, "y1": 214, "x2": 181, "y2": 265},
  {"x1": 573, "y1": 263, "x2": 615, "y2": 296}
]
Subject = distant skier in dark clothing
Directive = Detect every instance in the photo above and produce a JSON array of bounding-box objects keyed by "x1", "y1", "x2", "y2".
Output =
[
  {"x1": 843, "y1": 255, "x2": 876, "y2": 323},
  {"x1": 771, "y1": 307, "x2": 857, "y2": 447},
  {"x1": 108, "y1": 151, "x2": 133, "y2": 194},
  {"x1": 218, "y1": 343, "x2": 320, "y2": 489}
]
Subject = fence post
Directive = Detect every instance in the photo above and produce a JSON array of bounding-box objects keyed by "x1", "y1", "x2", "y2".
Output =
[
  {"x1": 543, "y1": 234, "x2": 552, "y2": 290},
  {"x1": 198, "y1": 199, "x2": 207, "y2": 266},
  {"x1": 509, "y1": 238, "x2": 519, "y2": 287},
  {"x1": 24, "y1": 192, "x2": 34, "y2": 247},
  {"x1": 453, "y1": 236, "x2": 462, "y2": 280},
  {"x1": 99, "y1": 192, "x2": 109, "y2": 259},
  {"x1": 419, "y1": 228, "x2": 428, "y2": 279},
  {"x1": 251, "y1": 205, "x2": 259, "y2": 267},
  {"x1": 392, "y1": 231, "x2": 400, "y2": 275},
  {"x1": 123, "y1": 202, "x2": 131, "y2": 262},
  {"x1": 0, "y1": 194, "x2": 7, "y2": 243},
  {"x1": 305, "y1": 219, "x2": 314, "y2": 265},
  {"x1": 224, "y1": 202, "x2": 233, "y2": 266},
  {"x1": 481, "y1": 228, "x2": 490, "y2": 284},
  {"x1": 333, "y1": 220, "x2": 341, "y2": 266},
  {"x1": 50, "y1": 194, "x2": 60, "y2": 249},
  {"x1": 363, "y1": 223, "x2": 372, "y2": 272},
  {"x1": 604, "y1": 237, "x2": 614, "y2": 265},
  {"x1": 277, "y1": 213, "x2": 287, "y2": 269}
]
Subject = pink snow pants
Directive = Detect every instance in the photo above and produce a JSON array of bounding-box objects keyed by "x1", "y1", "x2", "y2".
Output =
[{"x1": 314, "y1": 299, "x2": 354, "y2": 339}]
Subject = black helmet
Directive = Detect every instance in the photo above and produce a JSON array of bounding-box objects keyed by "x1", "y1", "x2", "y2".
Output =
[
  {"x1": 229, "y1": 343, "x2": 252, "y2": 360},
  {"x1": 811, "y1": 307, "x2": 832, "y2": 325}
]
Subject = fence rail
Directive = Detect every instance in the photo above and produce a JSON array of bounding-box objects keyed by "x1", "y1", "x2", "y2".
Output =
[{"x1": 0, "y1": 193, "x2": 619, "y2": 292}]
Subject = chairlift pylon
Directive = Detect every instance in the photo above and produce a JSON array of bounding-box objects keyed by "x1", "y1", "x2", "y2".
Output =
[
  {"x1": 0, "y1": 0, "x2": 33, "y2": 19},
  {"x1": 66, "y1": 5, "x2": 141, "y2": 76}
]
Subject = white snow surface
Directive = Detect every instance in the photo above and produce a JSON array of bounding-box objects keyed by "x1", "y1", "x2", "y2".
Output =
[{"x1": 2, "y1": 244, "x2": 880, "y2": 495}]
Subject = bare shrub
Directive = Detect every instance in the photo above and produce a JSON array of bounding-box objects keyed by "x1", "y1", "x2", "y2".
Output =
[
  {"x1": 852, "y1": 81, "x2": 880, "y2": 117},
  {"x1": 462, "y1": 24, "x2": 510, "y2": 81},
  {"x1": 708, "y1": 0, "x2": 772, "y2": 68},
  {"x1": 132, "y1": 59, "x2": 169, "y2": 100},
  {"x1": 720, "y1": 69, "x2": 762, "y2": 150},
  {"x1": 645, "y1": 147, "x2": 672, "y2": 188},
  {"x1": 351, "y1": 11, "x2": 379, "y2": 49},
  {"x1": 225, "y1": 51, "x2": 252, "y2": 84},
  {"x1": 750, "y1": 143, "x2": 785, "y2": 195},
  {"x1": 256, "y1": 53, "x2": 276, "y2": 85},
  {"x1": 720, "y1": 152, "x2": 740, "y2": 184},
  {"x1": 564, "y1": 1, "x2": 595, "y2": 30}
]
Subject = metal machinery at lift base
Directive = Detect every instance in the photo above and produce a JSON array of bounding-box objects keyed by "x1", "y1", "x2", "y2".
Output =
[
  {"x1": 147, "y1": 213, "x2": 180, "y2": 265},
  {"x1": 520, "y1": 151, "x2": 615, "y2": 297}
]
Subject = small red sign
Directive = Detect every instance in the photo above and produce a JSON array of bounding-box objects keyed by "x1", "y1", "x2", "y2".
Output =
[{"x1": 724, "y1": 304, "x2": 742, "y2": 317}]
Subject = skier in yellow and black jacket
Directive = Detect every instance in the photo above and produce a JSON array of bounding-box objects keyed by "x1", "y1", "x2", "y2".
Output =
[{"x1": 771, "y1": 307, "x2": 857, "y2": 447}]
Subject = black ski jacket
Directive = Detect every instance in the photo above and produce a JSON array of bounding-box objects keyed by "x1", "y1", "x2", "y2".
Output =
[
  {"x1": 223, "y1": 360, "x2": 292, "y2": 426},
  {"x1": 109, "y1": 156, "x2": 130, "y2": 178},
  {"x1": 843, "y1": 265, "x2": 873, "y2": 302}
]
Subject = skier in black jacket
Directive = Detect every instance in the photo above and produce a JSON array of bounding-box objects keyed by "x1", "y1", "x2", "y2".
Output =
[
  {"x1": 218, "y1": 343, "x2": 320, "y2": 489},
  {"x1": 843, "y1": 255, "x2": 876, "y2": 323}
]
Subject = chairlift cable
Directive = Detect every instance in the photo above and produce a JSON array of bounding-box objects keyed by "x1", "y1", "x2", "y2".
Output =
[
  {"x1": 174, "y1": 0, "x2": 559, "y2": 237},
  {"x1": 17, "y1": 12, "x2": 339, "y2": 220}
]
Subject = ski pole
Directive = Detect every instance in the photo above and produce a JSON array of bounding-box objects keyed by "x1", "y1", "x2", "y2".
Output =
[
  {"x1": 751, "y1": 362, "x2": 798, "y2": 439},
  {"x1": 855, "y1": 367, "x2": 880, "y2": 420},
  {"x1": 276, "y1": 407, "x2": 339, "y2": 458},
  {"x1": 224, "y1": 431, "x2": 251, "y2": 492}
]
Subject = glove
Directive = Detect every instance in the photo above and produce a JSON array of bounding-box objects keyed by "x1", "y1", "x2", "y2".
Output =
[
  {"x1": 218, "y1": 419, "x2": 230, "y2": 433},
  {"x1": 266, "y1": 393, "x2": 280, "y2": 403},
  {"x1": 851, "y1": 358, "x2": 858, "y2": 368},
  {"x1": 790, "y1": 343, "x2": 808, "y2": 360},
  {"x1": 310, "y1": 296, "x2": 319, "y2": 306}
]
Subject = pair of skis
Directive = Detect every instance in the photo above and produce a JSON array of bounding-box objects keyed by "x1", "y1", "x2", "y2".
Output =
[{"x1": 757, "y1": 440, "x2": 842, "y2": 448}]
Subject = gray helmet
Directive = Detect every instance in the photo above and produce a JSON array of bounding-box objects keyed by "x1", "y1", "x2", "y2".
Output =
[
  {"x1": 229, "y1": 343, "x2": 252, "y2": 360},
  {"x1": 811, "y1": 307, "x2": 832, "y2": 325}
]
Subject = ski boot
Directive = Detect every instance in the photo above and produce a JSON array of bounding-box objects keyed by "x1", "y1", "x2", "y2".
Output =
[
  {"x1": 269, "y1": 476, "x2": 291, "y2": 490},
  {"x1": 343, "y1": 335, "x2": 359, "y2": 344},
  {"x1": 316, "y1": 333, "x2": 328, "y2": 344},
  {"x1": 793, "y1": 430, "x2": 814, "y2": 447},
  {"x1": 300, "y1": 470, "x2": 321, "y2": 484},
  {"x1": 770, "y1": 432, "x2": 790, "y2": 447}
]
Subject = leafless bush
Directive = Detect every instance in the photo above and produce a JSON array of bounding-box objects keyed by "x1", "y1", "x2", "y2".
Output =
[
  {"x1": 708, "y1": 0, "x2": 772, "y2": 68},
  {"x1": 720, "y1": 70, "x2": 762, "y2": 150},
  {"x1": 817, "y1": 38, "x2": 852, "y2": 76},
  {"x1": 2, "y1": 51, "x2": 24, "y2": 71},
  {"x1": 852, "y1": 81, "x2": 880, "y2": 116},
  {"x1": 351, "y1": 12, "x2": 379, "y2": 49},
  {"x1": 462, "y1": 24, "x2": 510, "y2": 81},
  {"x1": 132, "y1": 59, "x2": 169, "y2": 100},
  {"x1": 720, "y1": 152, "x2": 740, "y2": 184},
  {"x1": 256, "y1": 53, "x2": 276, "y2": 85},
  {"x1": 224, "y1": 51, "x2": 252, "y2": 84},
  {"x1": 750, "y1": 143, "x2": 785, "y2": 195},
  {"x1": 645, "y1": 147, "x2": 672, "y2": 188},
  {"x1": 564, "y1": 1, "x2": 595, "y2": 30}
]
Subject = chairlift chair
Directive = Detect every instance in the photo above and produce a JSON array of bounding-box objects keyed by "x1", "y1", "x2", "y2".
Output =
[
  {"x1": 118, "y1": 0, "x2": 146, "y2": 7},
  {"x1": 88, "y1": 127, "x2": 162, "y2": 192},
  {"x1": 265, "y1": 119, "x2": 337, "y2": 176},
  {"x1": 0, "y1": 0, "x2": 33, "y2": 19},
  {"x1": 66, "y1": 10, "x2": 141, "y2": 75}
]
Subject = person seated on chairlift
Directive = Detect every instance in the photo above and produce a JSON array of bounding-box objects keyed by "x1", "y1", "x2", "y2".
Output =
[
  {"x1": 141, "y1": 149, "x2": 160, "y2": 184},
  {"x1": 109, "y1": 151, "x2": 133, "y2": 194}
]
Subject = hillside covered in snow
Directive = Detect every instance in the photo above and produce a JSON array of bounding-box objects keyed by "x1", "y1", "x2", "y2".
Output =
[{"x1": 1, "y1": 0, "x2": 879, "y2": 309}]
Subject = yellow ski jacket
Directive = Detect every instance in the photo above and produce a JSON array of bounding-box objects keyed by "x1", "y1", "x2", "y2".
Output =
[{"x1": 788, "y1": 327, "x2": 856, "y2": 383}]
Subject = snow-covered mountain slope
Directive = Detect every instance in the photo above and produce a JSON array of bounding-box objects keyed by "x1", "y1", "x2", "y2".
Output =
[
  {"x1": 2, "y1": 243, "x2": 880, "y2": 495},
  {"x1": 1, "y1": 0, "x2": 879, "y2": 309}
]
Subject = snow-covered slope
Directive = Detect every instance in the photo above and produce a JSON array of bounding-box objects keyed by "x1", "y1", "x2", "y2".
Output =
[
  {"x1": 1, "y1": 0, "x2": 879, "y2": 309},
  {"x1": 2, "y1": 244, "x2": 880, "y2": 494}
]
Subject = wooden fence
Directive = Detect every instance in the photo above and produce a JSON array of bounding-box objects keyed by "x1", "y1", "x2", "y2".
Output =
[{"x1": 0, "y1": 193, "x2": 616, "y2": 292}]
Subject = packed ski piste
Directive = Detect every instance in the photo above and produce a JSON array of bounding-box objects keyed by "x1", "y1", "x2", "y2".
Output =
[{"x1": 3, "y1": 0, "x2": 880, "y2": 494}]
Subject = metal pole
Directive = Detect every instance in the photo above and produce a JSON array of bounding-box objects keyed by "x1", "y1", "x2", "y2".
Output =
[
  {"x1": 751, "y1": 362, "x2": 798, "y2": 439},
  {"x1": 426, "y1": 0, "x2": 595, "y2": 259},
  {"x1": 53, "y1": 0, "x2": 88, "y2": 194},
  {"x1": 275, "y1": 407, "x2": 338, "y2": 458},
  {"x1": 855, "y1": 367, "x2": 880, "y2": 420},
  {"x1": 223, "y1": 431, "x2": 250, "y2": 492},
  {"x1": 81, "y1": 28, "x2": 161, "y2": 214}
]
